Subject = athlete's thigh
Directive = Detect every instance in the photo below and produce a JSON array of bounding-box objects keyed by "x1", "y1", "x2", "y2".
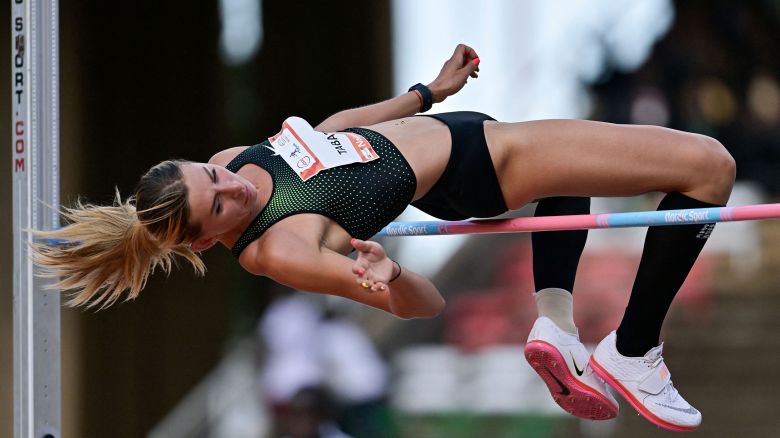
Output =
[{"x1": 486, "y1": 119, "x2": 715, "y2": 208}]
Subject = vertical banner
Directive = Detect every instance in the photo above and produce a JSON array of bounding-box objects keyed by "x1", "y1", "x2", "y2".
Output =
[{"x1": 11, "y1": 0, "x2": 61, "y2": 437}]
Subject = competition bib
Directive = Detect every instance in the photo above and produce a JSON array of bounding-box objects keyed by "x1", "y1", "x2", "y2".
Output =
[{"x1": 267, "y1": 117, "x2": 379, "y2": 181}]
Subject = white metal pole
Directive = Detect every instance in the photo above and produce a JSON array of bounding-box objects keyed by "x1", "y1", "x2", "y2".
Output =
[{"x1": 11, "y1": 0, "x2": 61, "y2": 436}]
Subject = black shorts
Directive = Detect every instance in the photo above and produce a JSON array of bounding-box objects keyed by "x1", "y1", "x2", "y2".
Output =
[{"x1": 411, "y1": 111, "x2": 508, "y2": 220}]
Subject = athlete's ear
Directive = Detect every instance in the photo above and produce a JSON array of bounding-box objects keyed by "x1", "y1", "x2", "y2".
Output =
[{"x1": 191, "y1": 238, "x2": 217, "y2": 252}]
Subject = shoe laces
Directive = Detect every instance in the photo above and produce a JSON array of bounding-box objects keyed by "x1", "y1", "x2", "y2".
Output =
[{"x1": 666, "y1": 382, "x2": 681, "y2": 403}]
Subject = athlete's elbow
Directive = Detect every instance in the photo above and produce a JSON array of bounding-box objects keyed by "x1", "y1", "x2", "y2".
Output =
[
  {"x1": 394, "y1": 296, "x2": 446, "y2": 320},
  {"x1": 430, "y1": 295, "x2": 446, "y2": 317},
  {"x1": 423, "y1": 293, "x2": 447, "y2": 318}
]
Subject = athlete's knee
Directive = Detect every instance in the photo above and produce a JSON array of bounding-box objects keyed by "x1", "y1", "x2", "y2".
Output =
[
  {"x1": 689, "y1": 134, "x2": 736, "y2": 202},
  {"x1": 702, "y1": 136, "x2": 735, "y2": 188}
]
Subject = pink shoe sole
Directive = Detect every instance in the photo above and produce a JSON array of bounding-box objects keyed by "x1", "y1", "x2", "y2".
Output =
[
  {"x1": 524, "y1": 340, "x2": 618, "y2": 420},
  {"x1": 590, "y1": 357, "x2": 699, "y2": 432}
]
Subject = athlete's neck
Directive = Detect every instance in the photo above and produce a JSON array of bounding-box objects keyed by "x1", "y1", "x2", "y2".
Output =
[{"x1": 220, "y1": 167, "x2": 273, "y2": 248}]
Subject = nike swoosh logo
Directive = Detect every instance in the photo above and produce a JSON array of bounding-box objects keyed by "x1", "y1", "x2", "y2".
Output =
[
  {"x1": 570, "y1": 352, "x2": 584, "y2": 376},
  {"x1": 547, "y1": 370, "x2": 570, "y2": 395},
  {"x1": 654, "y1": 403, "x2": 699, "y2": 415}
]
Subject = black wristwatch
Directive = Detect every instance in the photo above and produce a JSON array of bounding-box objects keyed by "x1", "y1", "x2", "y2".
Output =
[{"x1": 408, "y1": 83, "x2": 434, "y2": 113}]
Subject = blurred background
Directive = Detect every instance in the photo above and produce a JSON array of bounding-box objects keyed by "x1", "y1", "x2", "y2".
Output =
[{"x1": 2, "y1": 0, "x2": 780, "y2": 436}]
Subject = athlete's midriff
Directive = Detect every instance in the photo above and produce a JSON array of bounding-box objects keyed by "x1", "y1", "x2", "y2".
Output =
[
  {"x1": 367, "y1": 116, "x2": 504, "y2": 202},
  {"x1": 366, "y1": 117, "x2": 452, "y2": 201}
]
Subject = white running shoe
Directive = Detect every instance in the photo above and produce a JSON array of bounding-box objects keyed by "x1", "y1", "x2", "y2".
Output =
[
  {"x1": 524, "y1": 317, "x2": 619, "y2": 420},
  {"x1": 590, "y1": 331, "x2": 701, "y2": 432}
]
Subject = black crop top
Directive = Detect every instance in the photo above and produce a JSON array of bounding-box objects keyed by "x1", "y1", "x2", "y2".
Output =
[{"x1": 227, "y1": 127, "x2": 417, "y2": 257}]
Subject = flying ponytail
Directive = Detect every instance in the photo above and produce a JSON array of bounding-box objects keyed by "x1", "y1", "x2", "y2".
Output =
[{"x1": 31, "y1": 160, "x2": 205, "y2": 309}]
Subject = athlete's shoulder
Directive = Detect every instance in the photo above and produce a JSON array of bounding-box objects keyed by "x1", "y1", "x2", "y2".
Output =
[
  {"x1": 209, "y1": 146, "x2": 250, "y2": 166},
  {"x1": 237, "y1": 238, "x2": 265, "y2": 275}
]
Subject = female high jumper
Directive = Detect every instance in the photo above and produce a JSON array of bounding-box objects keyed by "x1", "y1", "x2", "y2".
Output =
[{"x1": 33, "y1": 44, "x2": 734, "y2": 432}]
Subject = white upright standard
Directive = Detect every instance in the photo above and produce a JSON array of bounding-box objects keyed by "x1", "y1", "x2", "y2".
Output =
[{"x1": 11, "y1": 0, "x2": 61, "y2": 437}]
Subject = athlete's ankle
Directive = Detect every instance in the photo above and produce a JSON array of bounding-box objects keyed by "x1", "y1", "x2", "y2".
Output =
[
  {"x1": 534, "y1": 288, "x2": 577, "y2": 335},
  {"x1": 615, "y1": 326, "x2": 658, "y2": 357}
]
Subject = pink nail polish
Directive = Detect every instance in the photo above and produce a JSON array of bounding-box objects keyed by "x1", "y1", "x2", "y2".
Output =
[{"x1": 472, "y1": 57, "x2": 480, "y2": 66}]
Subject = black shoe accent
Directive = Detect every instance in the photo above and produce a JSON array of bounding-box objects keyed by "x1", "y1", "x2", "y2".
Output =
[
  {"x1": 547, "y1": 370, "x2": 571, "y2": 395},
  {"x1": 570, "y1": 352, "x2": 585, "y2": 376}
]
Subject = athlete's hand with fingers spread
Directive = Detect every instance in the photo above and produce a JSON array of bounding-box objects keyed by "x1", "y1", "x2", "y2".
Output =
[
  {"x1": 427, "y1": 43, "x2": 481, "y2": 104},
  {"x1": 350, "y1": 238, "x2": 395, "y2": 292}
]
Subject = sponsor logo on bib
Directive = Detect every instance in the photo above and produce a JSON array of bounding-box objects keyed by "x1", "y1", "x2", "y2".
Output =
[{"x1": 267, "y1": 117, "x2": 380, "y2": 181}]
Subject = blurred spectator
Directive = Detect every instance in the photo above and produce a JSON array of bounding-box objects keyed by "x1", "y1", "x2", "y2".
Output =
[
  {"x1": 279, "y1": 386, "x2": 351, "y2": 438},
  {"x1": 258, "y1": 294, "x2": 396, "y2": 438}
]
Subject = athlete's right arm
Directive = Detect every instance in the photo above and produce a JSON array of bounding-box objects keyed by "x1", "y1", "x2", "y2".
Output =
[
  {"x1": 314, "y1": 90, "x2": 427, "y2": 133},
  {"x1": 242, "y1": 231, "x2": 445, "y2": 319},
  {"x1": 315, "y1": 44, "x2": 481, "y2": 132}
]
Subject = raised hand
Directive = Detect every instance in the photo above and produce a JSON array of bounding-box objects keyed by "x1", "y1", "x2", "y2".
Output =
[{"x1": 427, "y1": 44, "x2": 481, "y2": 103}]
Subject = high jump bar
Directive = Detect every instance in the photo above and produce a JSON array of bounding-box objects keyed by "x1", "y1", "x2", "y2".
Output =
[{"x1": 377, "y1": 203, "x2": 780, "y2": 237}]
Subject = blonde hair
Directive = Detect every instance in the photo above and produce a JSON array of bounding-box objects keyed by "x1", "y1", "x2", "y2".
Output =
[{"x1": 31, "y1": 160, "x2": 205, "y2": 309}]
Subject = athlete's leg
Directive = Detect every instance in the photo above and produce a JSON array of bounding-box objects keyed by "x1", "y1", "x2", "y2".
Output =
[
  {"x1": 488, "y1": 119, "x2": 735, "y2": 431},
  {"x1": 532, "y1": 197, "x2": 590, "y2": 334},
  {"x1": 527, "y1": 197, "x2": 619, "y2": 420},
  {"x1": 616, "y1": 192, "x2": 720, "y2": 356}
]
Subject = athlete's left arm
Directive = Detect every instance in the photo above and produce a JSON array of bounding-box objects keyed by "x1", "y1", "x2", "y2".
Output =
[
  {"x1": 315, "y1": 43, "x2": 481, "y2": 132},
  {"x1": 246, "y1": 231, "x2": 444, "y2": 319}
]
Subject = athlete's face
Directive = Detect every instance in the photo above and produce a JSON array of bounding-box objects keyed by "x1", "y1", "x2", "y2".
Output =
[{"x1": 180, "y1": 162, "x2": 258, "y2": 251}]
